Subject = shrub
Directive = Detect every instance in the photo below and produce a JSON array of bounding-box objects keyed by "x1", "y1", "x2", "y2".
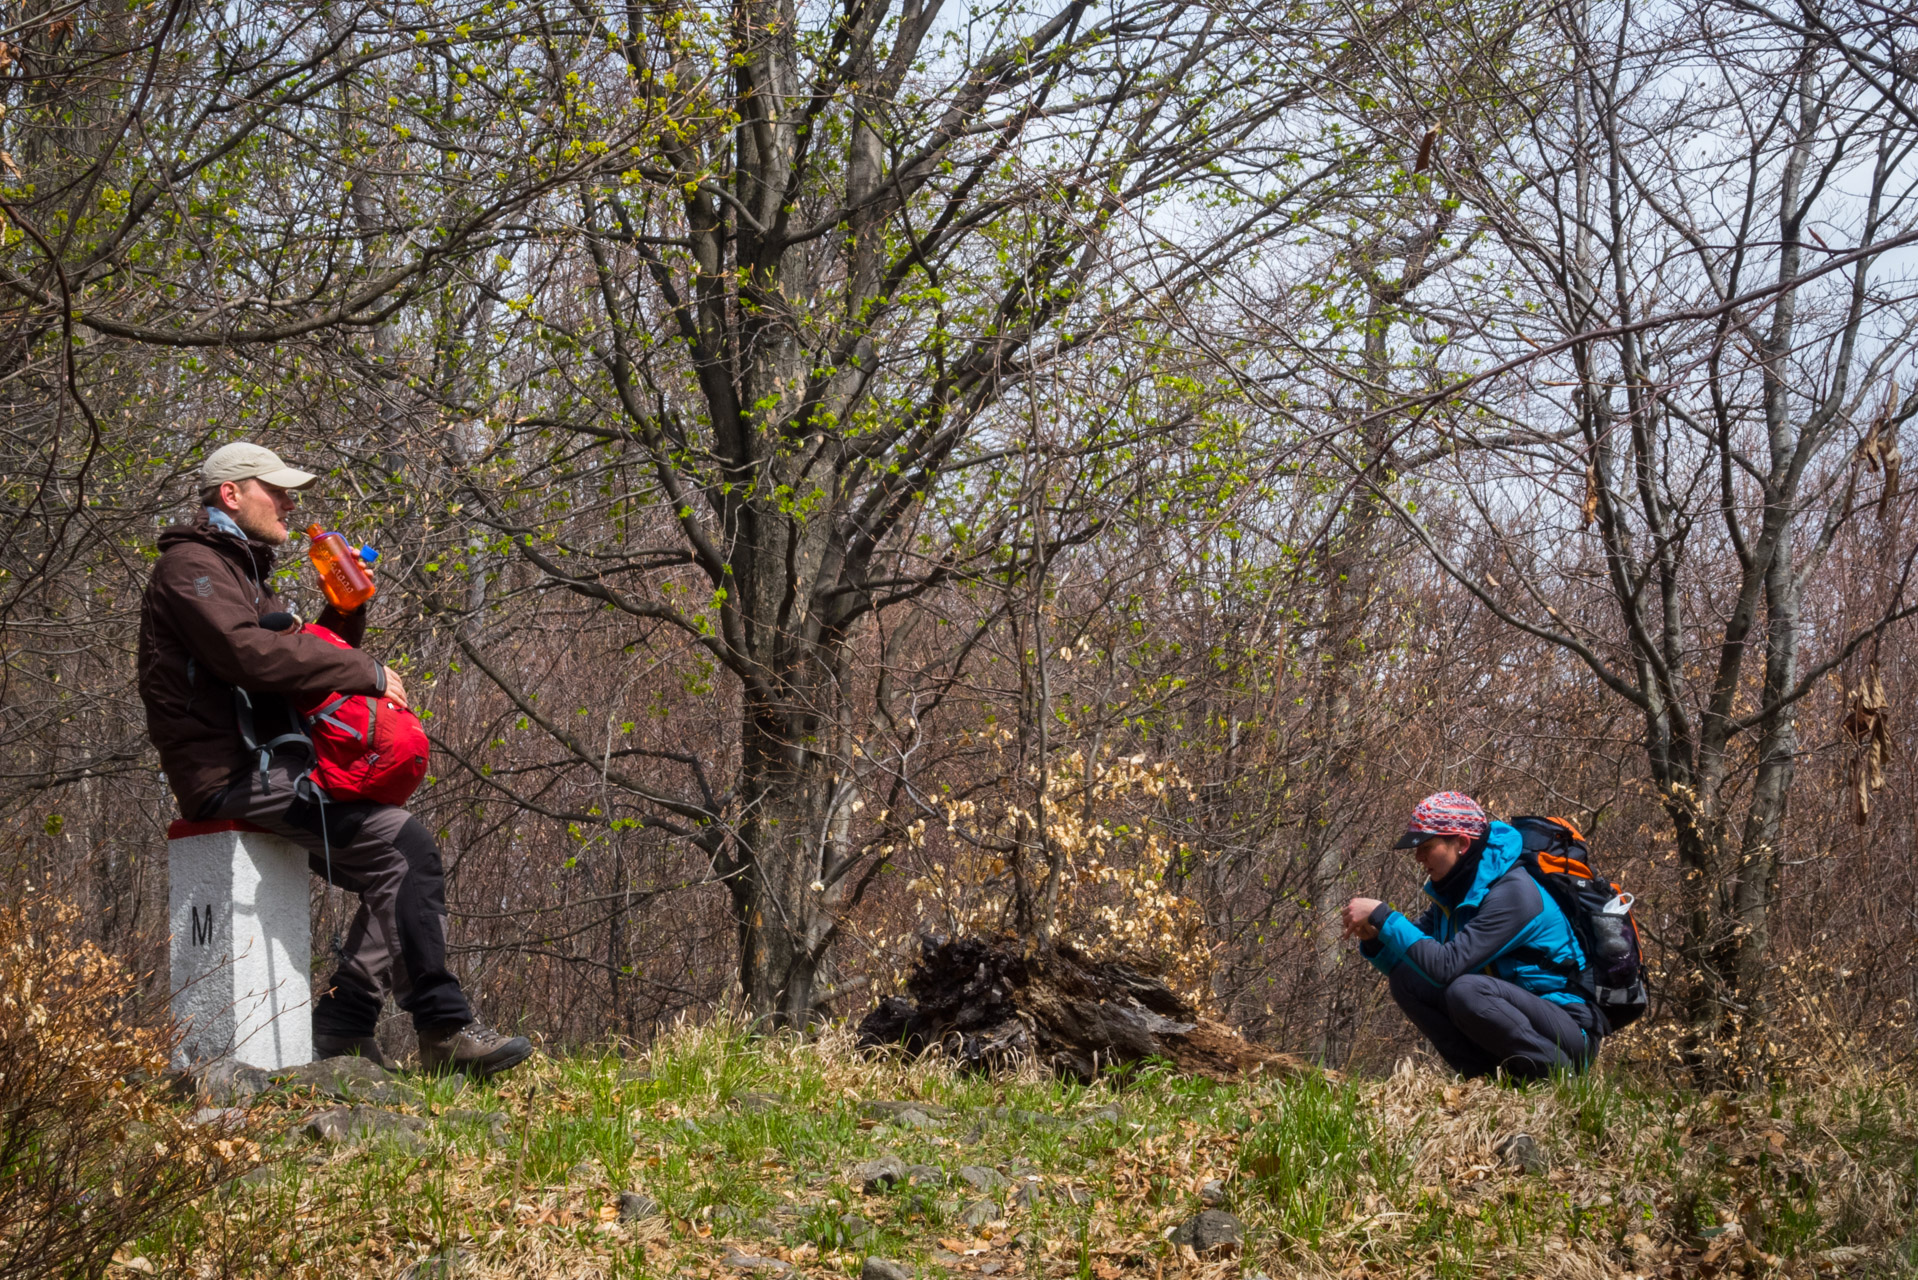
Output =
[{"x1": 0, "y1": 895, "x2": 244, "y2": 1279}]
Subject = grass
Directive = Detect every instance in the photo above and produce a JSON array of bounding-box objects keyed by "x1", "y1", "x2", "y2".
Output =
[{"x1": 114, "y1": 1024, "x2": 1918, "y2": 1280}]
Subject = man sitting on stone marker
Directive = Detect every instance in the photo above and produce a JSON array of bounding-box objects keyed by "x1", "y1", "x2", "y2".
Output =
[
  {"x1": 139, "y1": 441, "x2": 533, "y2": 1078},
  {"x1": 1342, "y1": 791, "x2": 1599, "y2": 1080}
]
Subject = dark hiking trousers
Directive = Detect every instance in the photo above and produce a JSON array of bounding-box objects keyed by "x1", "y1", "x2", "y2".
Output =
[
  {"x1": 1388, "y1": 965, "x2": 1596, "y2": 1080},
  {"x1": 205, "y1": 757, "x2": 472, "y2": 1036}
]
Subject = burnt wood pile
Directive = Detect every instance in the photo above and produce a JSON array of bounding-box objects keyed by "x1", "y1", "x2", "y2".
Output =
[{"x1": 856, "y1": 935, "x2": 1318, "y2": 1082}]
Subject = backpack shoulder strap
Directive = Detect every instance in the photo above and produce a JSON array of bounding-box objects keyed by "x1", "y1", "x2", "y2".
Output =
[
  {"x1": 234, "y1": 687, "x2": 314, "y2": 793},
  {"x1": 1512, "y1": 843, "x2": 1602, "y2": 996},
  {"x1": 307, "y1": 694, "x2": 366, "y2": 742}
]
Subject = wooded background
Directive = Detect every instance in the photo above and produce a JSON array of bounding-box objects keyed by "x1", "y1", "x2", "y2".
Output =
[{"x1": 3, "y1": 0, "x2": 1915, "y2": 1077}]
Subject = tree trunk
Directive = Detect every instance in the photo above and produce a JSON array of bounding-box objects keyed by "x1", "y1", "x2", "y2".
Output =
[
  {"x1": 729, "y1": 681, "x2": 845, "y2": 1025},
  {"x1": 1724, "y1": 525, "x2": 1803, "y2": 1037}
]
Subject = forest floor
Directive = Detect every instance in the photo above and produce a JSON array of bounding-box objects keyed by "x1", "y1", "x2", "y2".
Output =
[{"x1": 123, "y1": 1024, "x2": 1917, "y2": 1280}]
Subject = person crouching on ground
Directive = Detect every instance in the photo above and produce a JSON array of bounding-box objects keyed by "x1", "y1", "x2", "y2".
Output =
[
  {"x1": 138, "y1": 441, "x2": 534, "y2": 1078},
  {"x1": 1342, "y1": 791, "x2": 1600, "y2": 1080}
]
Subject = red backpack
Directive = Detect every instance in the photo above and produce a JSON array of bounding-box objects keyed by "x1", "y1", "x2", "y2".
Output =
[{"x1": 293, "y1": 624, "x2": 430, "y2": 805}]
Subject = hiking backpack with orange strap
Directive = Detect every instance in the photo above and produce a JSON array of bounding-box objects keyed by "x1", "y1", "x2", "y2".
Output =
[{"x1": 1508, "y1": 815, "x2": 1650, "y2": 1031}]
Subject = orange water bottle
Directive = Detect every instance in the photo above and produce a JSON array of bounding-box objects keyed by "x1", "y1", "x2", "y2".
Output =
[{"x1": 305, "y1": 523, "x2": 379, "y2": 610}]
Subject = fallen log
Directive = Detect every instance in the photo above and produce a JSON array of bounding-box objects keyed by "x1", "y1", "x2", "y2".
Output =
[{"x1": 856, "y1": 934, "x2": 1322, "y2": 1082}]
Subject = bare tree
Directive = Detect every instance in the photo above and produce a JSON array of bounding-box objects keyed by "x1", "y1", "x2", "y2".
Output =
[
  {"x1": 1265, "y1": 0, "x2": 1918, "y2": 1061},
  {"x1": 0, "y1": 0, "x2": 645, "y2": 957},
  {"x1": 415, "y1": 0, "x2": 1398, "y2": 1025}
]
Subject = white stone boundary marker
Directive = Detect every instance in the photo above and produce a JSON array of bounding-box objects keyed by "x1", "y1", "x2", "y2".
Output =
[{"x1": 168, "y1": 818, "x2": 313, "y2": 1070}]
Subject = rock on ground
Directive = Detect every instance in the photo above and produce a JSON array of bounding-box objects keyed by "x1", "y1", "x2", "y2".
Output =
[
  {"x1": 956, "y1": 1165, "x2": 1007, "y2": 1193},
  {"x1": 195, "y1": 1062, "x2": 269, "y2": 1104},
  {"x1": 862, "y1": 1259, "x2": 912, "y2": 1280},
  {"x1": 903, "y1": 1163, "x2": 945, "y2": 1187},
  {"x1": 275, "y1": 1056, "x2": 389, "y2": 1088},
  {"x1": 187, "y1": 1106, "x2": 247, "y2": 1129},
  {"x1": 1496, "y1": 1133, "x2": 1547, "y2": 1174},
  {"x1": 303, "y1": 1106, "x2": 429, "y2": 1146},
  {"x1": 1170, "y1": 1209, "x2": 1244, "y2": 1256},
  {"x1": 857, "y1": 1153, "x2": 908, "y2": 1192},
  {"x1": 617, "y1": 1192, "x2": 658, "y2": 1222},
  {"x1": 861, "y1": 1100, "x2": 956, "y2": 1121},
  {"x1": 986, "y1": 1106, "x2": 1066, "y2": 1127},
  {"x1": 856, "y1": 935, "x2": 1326, "y2": 1082},
  {"x1": 273, "y1": 1056, "x2": 414, "y2": 1105}
]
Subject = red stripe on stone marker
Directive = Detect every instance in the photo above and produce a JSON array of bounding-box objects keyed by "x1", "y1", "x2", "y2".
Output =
[{"x1": 166, "y1": 818, "x2": 274, "y2": 839}]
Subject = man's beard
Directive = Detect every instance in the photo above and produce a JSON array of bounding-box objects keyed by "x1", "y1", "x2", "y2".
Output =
[{"x1": 237, "y1": 507, "x2": 288, "y2": 545}]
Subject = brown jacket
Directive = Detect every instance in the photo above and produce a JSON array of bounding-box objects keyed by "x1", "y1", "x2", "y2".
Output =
[{"x1": 138, "y1": 513, "x2": 383, "y2": 817}]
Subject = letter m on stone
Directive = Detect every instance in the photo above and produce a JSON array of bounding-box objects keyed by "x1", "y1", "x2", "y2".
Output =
[{"x1": 191, "y1": 903, "x2": 215, "y2": 947}]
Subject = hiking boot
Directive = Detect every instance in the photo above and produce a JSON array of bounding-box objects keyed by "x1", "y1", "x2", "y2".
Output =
[
  {"x1": 418, "y1": 1021, "x2": 534, "y2": 1079},
  {"x1": 313, "y1": 1031, "x2": 392, "y2": 1069}
]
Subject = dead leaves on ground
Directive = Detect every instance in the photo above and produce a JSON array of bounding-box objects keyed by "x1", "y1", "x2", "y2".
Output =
[{"x1": 115, "y1": 1022, "x2": 1918, "y2": 1280}]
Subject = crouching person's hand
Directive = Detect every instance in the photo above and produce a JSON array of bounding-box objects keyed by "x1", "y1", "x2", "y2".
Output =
[{"x1": 1342, "y1": 896, "x2": 1384, "y2": 941}]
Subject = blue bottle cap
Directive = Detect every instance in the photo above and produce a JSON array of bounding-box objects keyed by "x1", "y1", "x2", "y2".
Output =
[{"x1": 359, "y1": 545, "x2": 380, "y2": 566}]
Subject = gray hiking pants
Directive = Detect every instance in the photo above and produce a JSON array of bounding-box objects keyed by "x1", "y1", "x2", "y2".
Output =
[
  {"x1": 1388, "y1": 965, "x2": 1597, "y2": 1080},
  {"x1": 204, "y1": 757, "x2": 472, "y2": 1035}
]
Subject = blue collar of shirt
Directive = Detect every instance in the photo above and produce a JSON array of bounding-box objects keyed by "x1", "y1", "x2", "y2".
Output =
[{"x1": 205, "y1": 506, "x2": 246, "y2": 540}]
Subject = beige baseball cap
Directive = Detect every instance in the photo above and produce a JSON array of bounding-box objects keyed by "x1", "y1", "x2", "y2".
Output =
[{"x1": 199, "y1": 442, "x2": 318, "y2": 491}]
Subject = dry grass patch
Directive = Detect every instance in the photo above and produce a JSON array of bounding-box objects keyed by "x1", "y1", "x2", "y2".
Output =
[{"x1": 113, "y1": 1020, "x2": 1917, "y2": 1280}]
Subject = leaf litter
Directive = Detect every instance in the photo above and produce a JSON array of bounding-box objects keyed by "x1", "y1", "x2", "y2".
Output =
[{"x1": 114, "y1": 1020, "x2": 1915, "y2": 1279}]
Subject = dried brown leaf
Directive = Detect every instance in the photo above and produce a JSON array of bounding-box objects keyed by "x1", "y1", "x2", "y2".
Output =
[{"x1": 1415, "y1": 125, "x2": 1442, "y2": 172}]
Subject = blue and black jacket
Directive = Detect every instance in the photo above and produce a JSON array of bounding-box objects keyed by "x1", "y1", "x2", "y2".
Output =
[{"x1": 1360, "y1": 821, "x2": 1599, "y2": 1032}]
